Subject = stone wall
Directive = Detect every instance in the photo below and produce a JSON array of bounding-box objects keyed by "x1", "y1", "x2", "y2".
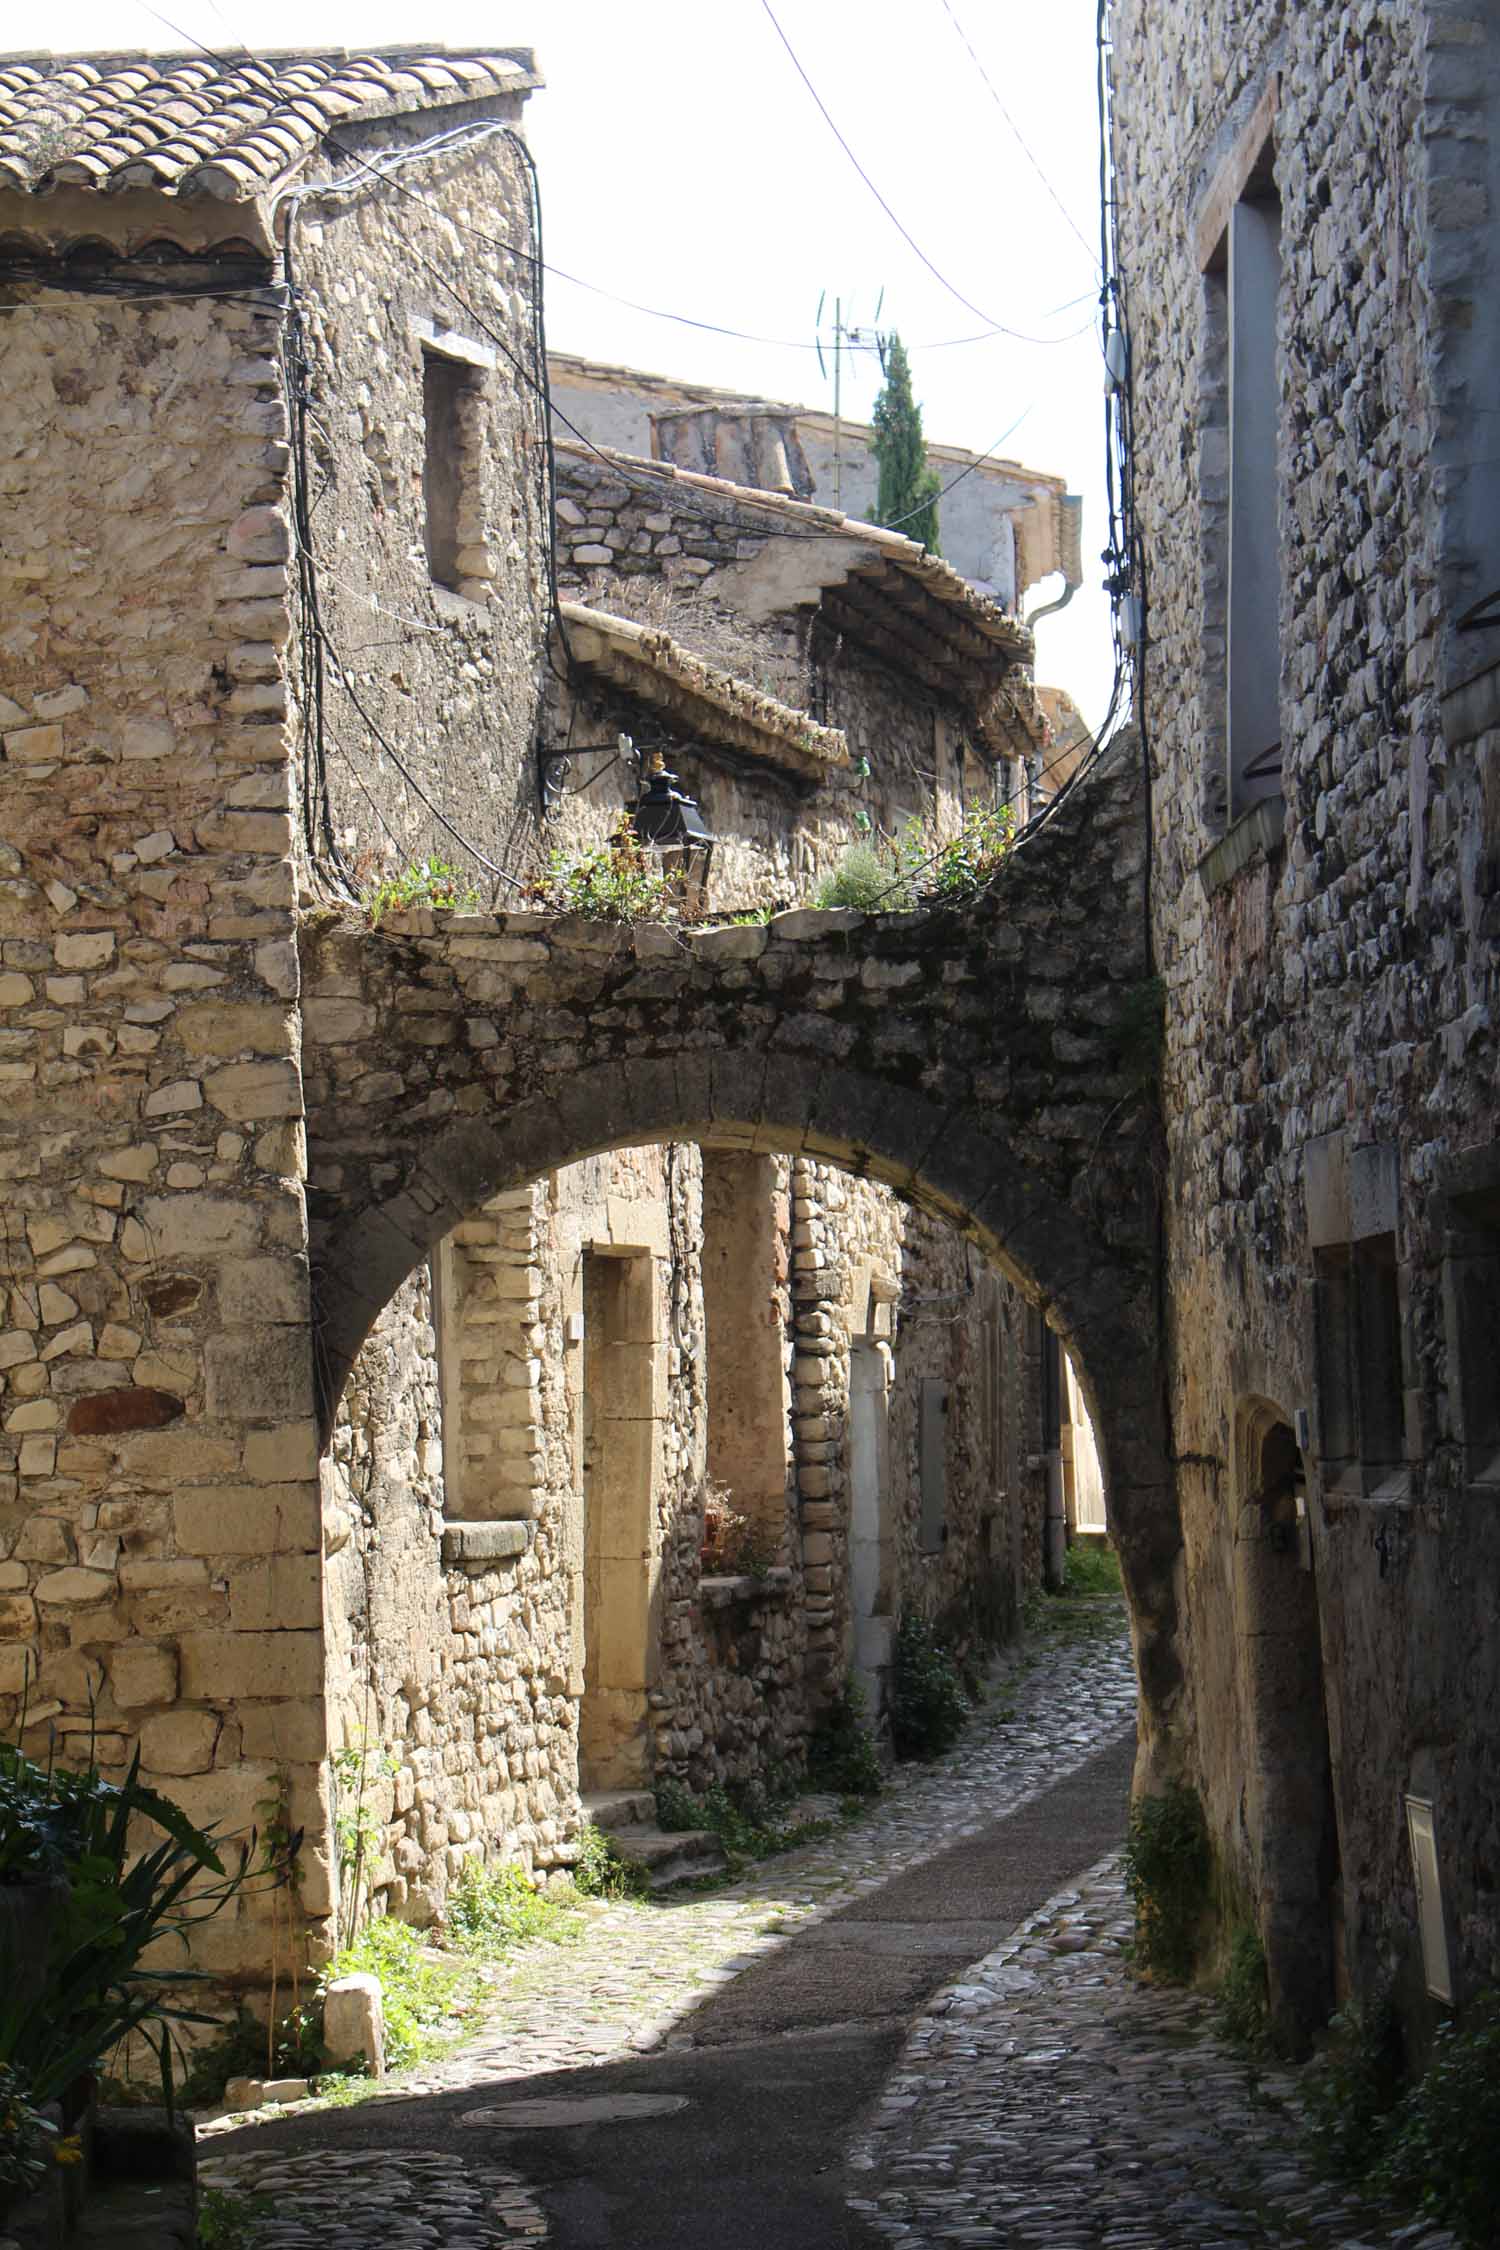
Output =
[
  {"x1": 0, "y1": 268, "x2": 332, "y2": 1984},
  {"x1": 280, "y1": 120, "x2": 548, "y2": 893},
  {"x1": 1110, "y1": 0, "x2": 1500, "y2": 2029}
]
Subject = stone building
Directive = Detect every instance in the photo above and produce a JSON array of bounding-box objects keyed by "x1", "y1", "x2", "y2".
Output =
[
  {"x1": 0, "y1": 41, "x2": 1104, "y2": 1987},
  {"x1": 1108, "y1": 0, "x2": 1500, "y2": 2041},
  {"x1": 547, "y1": 352, "x2": 1085, "y2": 614}
]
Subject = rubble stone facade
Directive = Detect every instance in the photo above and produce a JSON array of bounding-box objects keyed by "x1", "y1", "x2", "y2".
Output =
[{"x1": 1110, "y1": 0, "x2": 1500, "y2": 2037}]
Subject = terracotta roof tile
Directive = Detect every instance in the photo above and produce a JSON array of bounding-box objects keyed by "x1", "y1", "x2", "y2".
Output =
[{"x1": 0, "y1": 44, "x2": 539, "y2": 201}]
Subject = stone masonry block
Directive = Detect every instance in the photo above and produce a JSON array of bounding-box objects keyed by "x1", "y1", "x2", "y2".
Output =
[{"x1": 178, "y1": 1631, "x2": 323, "y2": 1702}]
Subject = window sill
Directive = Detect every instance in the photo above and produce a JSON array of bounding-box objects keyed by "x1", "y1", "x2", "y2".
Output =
[
  {"x1": 1320, "y1": 1469, "x2": 1414, "y2": 1520},
  {"x1": 699, "y1": 1567, "x2": 794, "y2": 1609},
  {"x1": 442, "y1": 1518, "x2": 531, "y2": 1569},
  {"x1": 1197, "y1": 794, "x2": 1285, "y2": 895}
]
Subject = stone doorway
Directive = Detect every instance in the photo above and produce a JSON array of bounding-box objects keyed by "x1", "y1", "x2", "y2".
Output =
[
  {"x1": 849, "y1": 1337, "x2": 895, "y2": 1723},
  {"x1": 1234, "y1": 1399, "x2": 1342, "y2": 2046},
  {"x1": 579, "y1": 1247, "x2": 658, "y2": 1791}
]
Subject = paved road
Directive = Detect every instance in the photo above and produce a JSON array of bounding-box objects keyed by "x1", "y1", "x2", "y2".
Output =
[{"x1": 207, "y1": 1731, "x2": 1135, "y2": 2249}]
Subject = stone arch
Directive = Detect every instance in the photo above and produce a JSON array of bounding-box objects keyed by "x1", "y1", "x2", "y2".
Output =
[
  {"x1": 311, "y1": 1046, "x2": 1181, "y2": 1775},
  {"x1": 1231, "y1": 1393, "x2": 1341, "y2": 2048}
]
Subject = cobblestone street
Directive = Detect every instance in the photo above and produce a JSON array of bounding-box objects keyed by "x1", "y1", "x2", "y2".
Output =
[{"x1": 203, "y1": 1603, "x2": 1450, "y2": 2247}]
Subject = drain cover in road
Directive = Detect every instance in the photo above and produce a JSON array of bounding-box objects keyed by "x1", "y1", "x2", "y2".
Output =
[{"x1": 461, "y1": 2092, "x2": 690, "y2": 2128}]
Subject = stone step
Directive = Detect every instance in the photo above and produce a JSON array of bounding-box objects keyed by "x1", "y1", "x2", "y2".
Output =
[
  {"x1": 602, "y1": 1822, "x2": 728, "y2": 1892},
  {"x1": 581, "y1": 1788, "x2": 658, "y2": 1834}
]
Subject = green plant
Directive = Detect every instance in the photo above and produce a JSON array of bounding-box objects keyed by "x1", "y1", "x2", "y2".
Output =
[
  {"x1": 530, "y1": 828, "x2": 677, "y2": 921},
  {"x1": 197, "y1": 2184, "x2": 275, "y2": 2248},
  {"x1": 653, "y1": 1777, "x2": 833, "y2": 1869},
  {"x1": 364, "y1": 858, "x2": 480, "y2": 924},
  {"x1": 0, "y1": 1740, "x2": 282, "y2": 2113},
  {"x1": 807, "y1": 1679, "x2": 884, "y2": 1800},
  {"x1": 1060, "y1": 1542, "x2": 1123, "y2": 1598},
  {"x1": 324, "y1": 1917, "x2": 466, "y2": 2072},
  {"x1": 1122, "y1": 1783, "x2": 1211, "y2": 1984},
  {"x1": 899, "y1": 802, "x2": 1016, "y2": 899},
  {"x1": 700, "y1": 1490, "x2": 777, "y2": 1579},
  {"x1": 445, "y1": 1860, "x2": 579, "y2": 1959},
  {"x1": 569, "y1": 1821, "x2": 647, "y2": 1901},
  {"x1": 889, "y1": 1613, "x2": 970, "y2": 1761},
  {"x1": 1371, "y1": 1994, "x2": 1500, "y2": 2245},
  {"x1": 172, "y1": 2005, "x2": 322, "y2": 2110},
  {"x1": 813, "y1": 840, "x2": 911, "y2": 912},
  {"x1": 871, "y1": 333, "x2": 942, "y2": 551},
  {"x1": 330, "y1": 1738, "x2": 400, "y2": 1952},
  {"x1": 1304, "y1": 1985, "x2": 1406, "y2": 2177},
  {"x1": 0, "y1": 2065, "x2": 62, "y2": 2209},
  {"x1": 1218, "y1": 1926, "x2": 1270, "y2": 2052}
]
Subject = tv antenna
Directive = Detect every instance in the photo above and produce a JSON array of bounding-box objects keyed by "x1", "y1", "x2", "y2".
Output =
[{"x1": 815, "y1": 288, "x2": 886, "y2": 510}]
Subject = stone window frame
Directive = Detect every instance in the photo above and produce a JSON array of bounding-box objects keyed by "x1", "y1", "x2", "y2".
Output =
[
  {"x1": 1193, "y1": 78, "x2": 1285, "y2": 859},
  {"x1": 410, "y1": 317, "x2": 496, "y2": 607},
  {"x1": 1303, "y1": 1134, "x2": 1414, "y2": 1506}
]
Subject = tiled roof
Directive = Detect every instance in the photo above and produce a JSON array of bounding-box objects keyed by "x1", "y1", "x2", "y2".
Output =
[
  {"x1": 558, "y1": 602, "x2": 850, "y2": 781},
  {"x1": 0, "y1": 46, "x2": 539, "y2": 201}
]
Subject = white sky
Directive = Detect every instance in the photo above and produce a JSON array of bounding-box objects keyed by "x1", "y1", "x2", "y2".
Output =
[{"x1": 34, "y1": 0, "x2": 1114, "y2": 725}]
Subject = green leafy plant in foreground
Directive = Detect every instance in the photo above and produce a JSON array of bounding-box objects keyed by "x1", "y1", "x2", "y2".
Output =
[
  {"x1": 444, "y1": 1859, "x2": 579, "y2": 1958},
  {"x1": 0, "y1": 2065, "x2": 65, "y2": 2209},
  {"x1": 1370, "y1": 1994, "x2": 1500, "y2": 2246},
  {"x1": 0, "y1": 1739, "x2": 280, "y2": 2112},
  {"x1": 1121, "y1": 1782, "x2": 1211, "y2": 1984},
  {"x1": 364, "y1": 858, "x2": 480, "y2": 924}
]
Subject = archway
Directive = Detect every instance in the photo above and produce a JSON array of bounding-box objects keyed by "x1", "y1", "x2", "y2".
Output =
[{"x1": 308, "y1": 1044, "x2": 1181, "y2": 1795}]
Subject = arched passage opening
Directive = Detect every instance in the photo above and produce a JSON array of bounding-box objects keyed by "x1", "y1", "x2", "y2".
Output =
[{"x1": 308, "y1": 1044, "x2": 1178, "y2": 1922}]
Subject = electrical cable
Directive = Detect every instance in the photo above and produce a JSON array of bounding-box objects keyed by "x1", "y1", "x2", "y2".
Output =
[
  {"x1": 934, "y1": 0, "x2": 1101, "y2": 271},
  {"x1": 756, "y1": 0, "x2": 1074, "y2": 347},
  {"x1": 878, "y1": 404, "x2": 1033, "y2": 534}
]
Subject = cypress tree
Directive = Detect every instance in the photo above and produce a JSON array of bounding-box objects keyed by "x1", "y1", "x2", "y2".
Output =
[{"x1": 870, "y1": 334, "x2": 942, "y2": 551}]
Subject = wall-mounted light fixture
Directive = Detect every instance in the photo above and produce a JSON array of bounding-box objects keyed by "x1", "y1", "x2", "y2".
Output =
[
  {"x1": 630, "y1": 752, "x2": 715, "y2": 905},
  {"x1": 538, "y1": 731, "x2": 638, "y2": 816}
]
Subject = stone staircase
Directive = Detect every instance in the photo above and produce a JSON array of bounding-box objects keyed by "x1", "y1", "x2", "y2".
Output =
[{"x1": 582, "y1": 1788, "x2": 728, "y2": 1892}]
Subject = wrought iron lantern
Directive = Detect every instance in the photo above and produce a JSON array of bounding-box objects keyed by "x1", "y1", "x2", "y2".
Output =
[{"x1": 630, "y1": 752, "x2": 715, "y2": 905}]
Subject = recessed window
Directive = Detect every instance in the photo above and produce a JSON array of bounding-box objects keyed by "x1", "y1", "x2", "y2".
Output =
[
  {"x1": 1200, "y1": 98, "x2": 1282, "y2": 825},
  {"x1": 1314, "y1": 1232, "x2": 1405, "y2": 1491},
  {"x1": 416, "y1": 327, "x2": 493, "y2": 596}
]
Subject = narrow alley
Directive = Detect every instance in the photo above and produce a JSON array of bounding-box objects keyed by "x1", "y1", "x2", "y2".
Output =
[{"x1": 198, "y1": 1609, "x2": 1449, "y2": 2249}]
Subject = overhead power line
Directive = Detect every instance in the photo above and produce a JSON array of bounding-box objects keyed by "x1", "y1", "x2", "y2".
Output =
[
  {"x1": 935, "y1": 0, "x2": 1100, "y2": 270},
  {"x1": 757, "y1": 0, "x2": 1075, "y2": 348}
]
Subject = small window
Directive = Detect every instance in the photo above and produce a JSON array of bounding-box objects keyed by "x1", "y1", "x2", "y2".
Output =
[
  {"x1": 1200, "y1": 103, "x2": 1282, "y2": 824},
  {"x1": 1314, "y1": 1232, "x2": 1405, "y2": 1491},
  {"x1": 422, "y1": 346, "x2": 485, "y2": 592},
  {"x1": 918, "y1": 1377, "x2": 948, "y2": 1552}
]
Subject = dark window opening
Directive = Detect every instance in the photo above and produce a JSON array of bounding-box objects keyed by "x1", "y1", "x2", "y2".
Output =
[
  {"x1": 422, "y1": 348, "x2": 483, "y2": 591},
  {"x1": 1442, "y1": 1182, "x2": 1500, "y2": 1485},
  {"x1": 1314, "y1": 1232, "x2": 1405, "y2": 1491}
]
